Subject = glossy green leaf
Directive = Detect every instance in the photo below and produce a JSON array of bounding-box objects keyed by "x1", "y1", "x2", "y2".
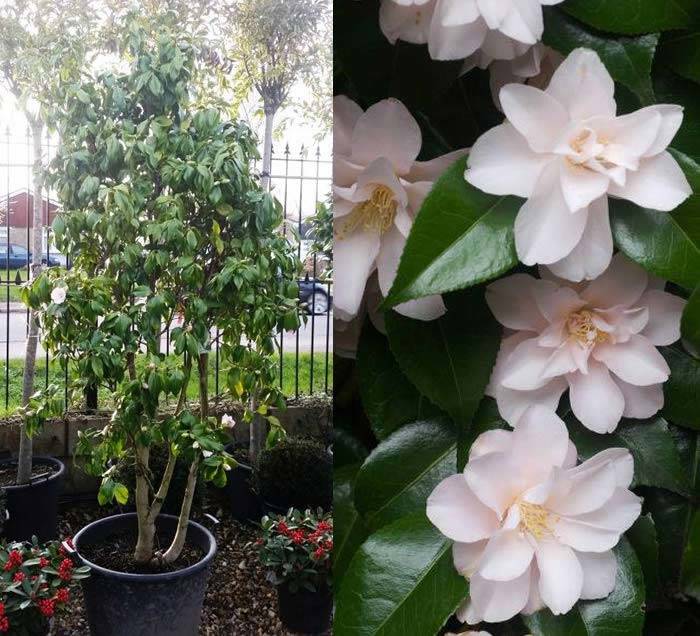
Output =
[
  {"x1": 457, "y1": 396, "x2": 507, "y2": 471},
  {"x1": 384, "y1": 157, "x2": 519, "y2": 308},
  {"x1": 333, "y1": 429, "x2": 370, "y2": 469},
  {"x1": 544, "y1": 8, "x2": 658, "y2": 104},
  {"x1": 385, "y1": 288, "x2": 501, "y2": 429},
  {"x1": 334, "y1": 514, "x2": 468, "y2": 636},
  {"x1": 661, "y1": 346, "x2": 700, "y2": 430},
  {"x1": 610, "y1": 198, "x2": 700, "y2": 291},
  {"x1": 655, "y1": 71, "x2": 700, "y2": 164},
  {"x1": 563, "y1": 0, "x2": 696, "y2": 34},
  {"x1": 681, "y1": 285, "x2": 700, "y2": 355},
  {"x1": 627, "y1": 513, "x2": 660, "y2": 601},
  {"x1": 525, "y1": 539, "x2": 644, "y2": 636},
  {"x1": 354, "y1": 418, "x2": 457, "y2": 531},
  {"x1": 660, "y1": 31, "x2": 700, "y2": 85},
  {"x1": 357, "y1": 321, "x2": 441, "y2": 440},
  {"x1": 334, "y1": 464, "x2": 369, "y2": 584},
  {"x1": 566, "y1": 415, "x2": 691, "y2": 496}
]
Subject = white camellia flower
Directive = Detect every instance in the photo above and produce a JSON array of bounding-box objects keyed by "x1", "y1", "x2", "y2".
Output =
[
  {"x1": 427, "y1": 406, "x2": 641, "y2": 624},
  {"x1": 50, "y1": 286, "x2": 67, "y2": 305},
  {"x1": 466, "y1": 48, "x2": 692, "y2": 281},
  {"x1": 334, "y1": 95, "x2": 466, "y2": 323},
  {"x1": 486, "y1": 254, "x2": 686, "y2": 433},
  {"x1": 221, "y1": 414, "x2": 236, "y2": 428},
  {"x1": 380, "y1": 0, "x2": 563, "y2": 62}
]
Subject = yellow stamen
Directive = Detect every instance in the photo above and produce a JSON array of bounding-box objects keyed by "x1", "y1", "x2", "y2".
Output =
[
  {"x1": 519, "y1": 501, "x2": 552, "y2": 539},
  {"x1": 337, "y1": 185, "x2": 397, "y2": 239},
  {"x1": 567, "y1": 310, "x2": 608, "y2": 346}
]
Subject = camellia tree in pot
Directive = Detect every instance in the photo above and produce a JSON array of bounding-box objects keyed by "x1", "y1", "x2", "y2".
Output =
[{"x1": 22, "y1": 15, "x2": 299, "y2": 636}]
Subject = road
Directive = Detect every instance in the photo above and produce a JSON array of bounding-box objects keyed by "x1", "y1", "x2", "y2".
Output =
[{"x1": 0, "y1": 311, "x2": 332, "y2": 359}]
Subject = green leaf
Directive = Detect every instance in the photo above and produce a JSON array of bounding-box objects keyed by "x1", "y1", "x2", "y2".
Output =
[
  {"x1": 661, "y1": 346, "x2": 700, "y2": 430},
  {"x1": 655, "y1": 71, "x2": 700, "y2": 164},
  {"x1": 563, "y1": 0, "x2": 696, "y2": 34},
  {"x1": 566, "y1": 415, "x2": 691, "y2": 496},
  {"x1": 113, "y1": 483, "x2": 129, "y2": 505},
  {"x1": 357, "y1": 321, "x2": 441, "y2": 440},
  {"x1": 610, "y1": 198, "x2": 700, "y2": 290},
  {"x1": 334, "y1": 514, "x2": 468, "y2": 636},
  {"x1": 544, "y1": 8, "x2": 657, "y2": 104},
  {"x1": 660, "y1": 31, "x2": 700, "y2": 85},
  {"x1": 334, "y1": 464, "x2": 369, "y2": 584},
  {"x1": 680, "y1": 510, "x2": 700, "y2": 601},
  {"x1": 354, "y1": 418, "x2": 456, "y2": 531},
  {"x1": 681, "y1": 285, "x2": 700, "y2": 355},
  {"x1": 385, "y1": 288, "x2": 501, "y2": 430},
  {"x1": 525, "y1": 538, "x2": 645, "y2": 636},
  {"x1": 384, "y1": 156, "x2": 519, "y2": 308},
  {"x1": 627, "y1": 513, "x2": 660, "y2": 601}
]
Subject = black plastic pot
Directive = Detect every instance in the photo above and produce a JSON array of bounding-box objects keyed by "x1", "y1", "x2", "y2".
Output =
[
  {"x1": 224, "y1": 444, "x2": 261, "y2": 523},
  {"x1": 1, "y1": 456, "x2": 65, "y2": 542},
  {"x1": 277, "y1": 581, "x2": 332, "y2": 634},
  {"x1": 261, "y1": 499, "x2": 289, "y2": 518},
  {"x1": 73, "y1": 513, "x2": 216, "y2": 636}
]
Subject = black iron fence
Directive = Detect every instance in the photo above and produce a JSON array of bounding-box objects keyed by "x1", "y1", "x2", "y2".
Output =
[{"x1": 0, "y1": 126, "x2": 332, "y2": 417}]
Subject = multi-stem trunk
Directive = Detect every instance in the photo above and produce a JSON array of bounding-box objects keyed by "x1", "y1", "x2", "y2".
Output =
[
  {"x1": 17, "y1": 117, "x2": 45, "y2": 485},
  {"x1": 261, "y1": 108, "x2": 275, "y2": 192},
  {"x1": 161, "y1": 352, "x2": 208, "y2": 564}
]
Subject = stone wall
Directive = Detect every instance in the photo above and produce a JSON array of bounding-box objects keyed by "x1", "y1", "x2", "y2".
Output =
[{"x1": 0, "y1": 396, "x2": 332, "y2": 493}]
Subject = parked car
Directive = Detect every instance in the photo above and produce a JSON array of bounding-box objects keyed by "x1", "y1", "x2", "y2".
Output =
[
  {"x1": 0, "y1": 243, "x2": 62, "y2": 268},
  {"x1": 299, "y1": 276, "x2": 332, "y2": 315}
]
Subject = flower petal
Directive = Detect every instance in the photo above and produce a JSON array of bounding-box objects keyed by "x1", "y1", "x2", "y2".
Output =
[
  {"x1": 571, "y1": 448, "x2": 634, "y2": 489},
  {"x1": 500, "y1": 84, "x2": 569, "y2": 153},
  {"x1": 429, "y1": 8, "x2": 487, "y2": 60},
  {"x1": 639, "y1": 289, "x2": 686, "y2": 346},
  {"x1": 581, "y1": 252, "x2": 648, "y2": 309},
  {"x1": 515, "y1": 161, "x2": 589, "y2": 266},
  {"x1": 545, "y1": 48, "x2": 616, "y2": 120},
  {"x1": 513, "y1": 405, "x2": 570, "y2": 470},
  {"x1": 616, "y1": 378, "x2": 664, "y2": 419},
  {"x1": 477, "y1": 529, "x2": 535, "y2": 581},
  {"x1": 334, "y1": 96, "x2": 364, "y2": 157},
  {"x1": 379, "y1": 0, "x2": 434, "y2": 45},
  {"x1": 547, "y1": 460, "x2": 618, "y2": 516},
  {"x1": 547, "y1": 196, "x2": 613, "y2": 282},
  {"x1": 427, "y1": 474, "x2": 500, "y2": 542},
  {"x1": 567, "y1": 361, "x2": 625, "y2": 434},
  {"x1": 453, "y1": 539, "x2": 488, "y2": 577},
  {"x1": 638, "y1": 104, "x2": 684, "y2": 157},
  {"x1": 469, "y1": 429, "x2": 513, "y2": 460},
  {"x1": 500, "y1": 336, "x2": 557, "y2": 390},
  {"x1": 468, "y1": 569, "x2": 532, "y2": 623},
  {"x1": 608, "y1": 151, "x2": 691, "y2": 212},
  {"x1": 593, "y1": 334, "x2": 670, "y2": 386},
  {"x1": 409, "y1": 148, "x2": 468, "y2": 182},
  {"x1": 486, "y1": 273, "x2": 548, "y2": 331},
  {"x1": 333, "y1": 227, "x2": 380, "y2": 319},
  {"x1": 536, "y1": 540, "x2": 583, "y2": 615},
  {"x1": 351, "y1": 98, "x2": 422, "y2": 175},
  {"x1": 578, "y1": 549, "x2": 618, "y2": 600},
  {"x1": 465, "y1": 452, "x2": 522, "y2": 517},
  {"x1": 559, "y1": 160, "x2": 610, "y2": 212},
  {"x1": 466, "y1": 122, "x2": 551, "y2": 198}
]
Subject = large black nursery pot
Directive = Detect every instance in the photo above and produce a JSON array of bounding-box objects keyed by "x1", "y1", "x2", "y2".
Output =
[
  {"x1": 277, "y1": 581, "x2": 333, "y2": 634},
  {"x1": 223, "y1": 443, "x2": 260, "y2": 523},
  {"x1": 1, "y1": 456, "x2": 64, "y2": 542},
  {"x1": 73, "y1": 513, "x2": 216, "y2": 636}
]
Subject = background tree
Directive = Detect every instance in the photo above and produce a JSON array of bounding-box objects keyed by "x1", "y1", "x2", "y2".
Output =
[
  {"x1": 220, "y1": 0, "x2": 328, "y2": 191},
  {"x1": 0, "y1": 0, "x2": 96, "y2": 484}
]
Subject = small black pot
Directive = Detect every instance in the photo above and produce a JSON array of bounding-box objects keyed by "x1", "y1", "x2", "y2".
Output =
[
  {"x1": 74, "y1": 513, "x2": 216, "y2": 636},
  {"x1": 277, "y1": 581, "x2": 332, "y2": 634},
  {"x1": 1, "y1": 456, "x2": 65, "y2": 542},
  {"x1": 224, "y1": 444, "x2": 261, "y2": 523}
]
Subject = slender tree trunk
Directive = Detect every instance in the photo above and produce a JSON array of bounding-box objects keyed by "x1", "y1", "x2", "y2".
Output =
[
  {"x1": 133, "y1": 444, "x2": 155, "y2": 563},
  {"x1": 249, "y1": 393, "x2": 265, "y2": 465},
  {"x1": 261, "y1": 108, "x2": 275, "y2": 192},
  {"x1": 162, "y1": 353, "x2": 208, "y2": 564},
  {"x1": 17, "y1": 117, "x2": 44, "y2": 485}
]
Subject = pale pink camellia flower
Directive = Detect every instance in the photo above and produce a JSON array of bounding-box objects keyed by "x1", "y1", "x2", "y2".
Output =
[
  {"x1": 486, "y1": 254, "x2": 686, "y2": 433},
  {"x1": 50, "y1": 286, "x2": 67, "y2": 305},
  {"x1": 334, "y1": 95, "x2": 466, "y2": 323},
  {"x1": 427, "y1": 406, "x2": 641, "y2": 624},
  {"x1": 466, "y1": 48, "x2": 692, "y2": 282},
  {"x1": 221, "y1": 414, "x2": 236, "y2": 428},
  {"x1": 380, "y1": 0, "x2": 564, "y2": 62}
]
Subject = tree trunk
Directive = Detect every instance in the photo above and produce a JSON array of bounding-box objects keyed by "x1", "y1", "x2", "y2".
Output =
[
  {"x1": 16, "y1": 117, "x2": 44, "y2": 485},
  {"x1": 249, "y1": 393, "x2": 265, "y2": 465},
  {"x1": 261, "y1": 108, "x2": 275, "y2": 192},
  {"x1": 133, "y1": 444, "x2": 155, "y2": 563}
]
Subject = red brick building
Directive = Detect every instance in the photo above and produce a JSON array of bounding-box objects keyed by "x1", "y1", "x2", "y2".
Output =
[{"x1": 0, "y1": 191, "x2": 59, "y2": 246}]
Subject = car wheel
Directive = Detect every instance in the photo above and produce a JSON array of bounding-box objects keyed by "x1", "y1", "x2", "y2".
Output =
[{"x1": 309, "y1": 291, "x2": 329, "y2": 314}]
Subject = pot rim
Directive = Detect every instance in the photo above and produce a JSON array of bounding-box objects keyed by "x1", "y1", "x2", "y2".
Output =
[
  {"x1": 0, "y1": 456, "x2": 65, "y2": 491},
  {"x1": 73, "y1": 512, "x2": 217, "y2": 583}
]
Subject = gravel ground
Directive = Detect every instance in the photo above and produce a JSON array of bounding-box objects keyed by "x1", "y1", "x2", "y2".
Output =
[{"x1": 51, "y1": 493, "x2": 319, "y2": 635}]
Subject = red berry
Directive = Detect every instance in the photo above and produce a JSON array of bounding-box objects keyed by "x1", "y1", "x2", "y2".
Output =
[
  {"x1": 39, "y1": 557, "x2": 49, "y2": 568},
  {"x1": 55, "y1": 588, "x2": 70, "y2": 603},
  {"x1": 12, "y1": 571, "x2": 25, "y2": 583},
  {"x1": 0, "y1": 616, "x2": 8, "y2": 633},
  {"x1": 38, "y1": 599, "x2": 55, "y2": 617}
]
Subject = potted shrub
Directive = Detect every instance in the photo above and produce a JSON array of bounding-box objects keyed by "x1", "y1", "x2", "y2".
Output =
[
  {"x1": 255, "y1": 438, "x2": 333, "y2": 515},
  {"x1": 258, "y1": 509, "x2": 333, "y2": 634},
  {"x1": 0, "y1": 537, "x2": 89, "y2": 635},
  {"x1": 0, "y1": 386, "x2": 66, "y2": 542},
  {"x1": 22, "y1": 14, "x2": 298, "y2": 636}
]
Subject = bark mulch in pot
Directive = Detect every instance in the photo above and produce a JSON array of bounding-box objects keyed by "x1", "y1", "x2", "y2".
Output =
[{"x1": 50, "y1": 494, "x2": 318, "y2": 635}]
